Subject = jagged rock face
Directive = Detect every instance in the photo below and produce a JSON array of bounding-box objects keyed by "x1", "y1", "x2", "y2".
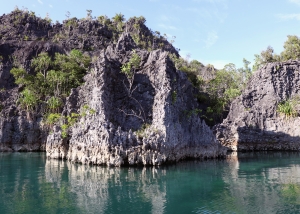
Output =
[
  {"x1": 46, "y1": 33, "x2": 225, "y2": 166},
  {"x1": 215, "y1": 61, "x2": 300, "y2": 151},
  {"x1": 0, "y1": 87, "x2": 47, "y2": 151},
  {"x1": 0, "y1": 10, "x2": 180, "y2": 152}
]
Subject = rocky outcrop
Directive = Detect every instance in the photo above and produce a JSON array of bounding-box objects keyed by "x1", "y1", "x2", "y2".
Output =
[
  {"x1": 0, "y1": 10, "x2": 225, "y2": 164},
  {"x1": 0, "y1": 10, "x2": 179, "y2": 152},
  {"x1": 215, "y1": 61, "x2": 300, "y2": 151},
  {"x1": 0, "y1": 87, "x2": 47, "y2": 151},
  {"x1": 46, "y1": 33, "x2": 225, "y2": 166}
]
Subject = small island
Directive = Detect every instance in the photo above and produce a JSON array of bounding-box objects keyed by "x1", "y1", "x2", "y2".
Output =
[{"x1": 1, "y1": 8, "x2": 300, "y2": 166}]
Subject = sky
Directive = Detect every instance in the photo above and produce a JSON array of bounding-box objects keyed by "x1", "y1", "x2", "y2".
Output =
[{"x1": 1, "y1": 0, "x2": 300, "y2": 69}]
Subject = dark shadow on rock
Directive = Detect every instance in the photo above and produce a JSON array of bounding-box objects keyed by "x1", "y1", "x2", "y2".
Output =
[
  {"x1": 235, "y1": 126, "x2": 300, "y2": 151},
  {"x1": 109, "y1": 72, "x2": 155, "y2": 131}
]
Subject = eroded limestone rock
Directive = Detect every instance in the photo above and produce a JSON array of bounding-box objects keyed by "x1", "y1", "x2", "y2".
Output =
[
  {"x1": 46, "y1": 33, "x2": 225, "y2": 166},
  {"x1": 215, "y1": 61, "x2": 300, "y2": 151}
]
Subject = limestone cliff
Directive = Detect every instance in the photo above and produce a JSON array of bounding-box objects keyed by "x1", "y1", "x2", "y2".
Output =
[
  {"x1": 215, "y1": 61, "x2": 300, "y2": 151},
  {"x1": 0, "y1": 10, "x2": 177, "y2": 152},
  {"x1": 46, "y1": 33, "x2": 225, "y2": 166},
  {"x1": 0, "y1": 10, "x2": 225, "y2": 165}
]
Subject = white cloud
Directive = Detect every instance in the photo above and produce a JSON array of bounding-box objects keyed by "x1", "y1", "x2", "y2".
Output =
[
  {"x1": 49, "y1": 4, "x2": 53, "y2": 8},
  {"x1": 277, "y1": 13, "x2": 300, "y2": 20},
  {"x1": 158, "y1": 24, "x2": 177, "y2": 30},
  {"x1": 38, "y1": 0, "x2": 43, "y2": 4},
  {"x1": 204, "y1": 31, "x2": 218, "y2": 48},
  {"x1": 289, "y1": 0, "x2": 300, "y2": 5}
]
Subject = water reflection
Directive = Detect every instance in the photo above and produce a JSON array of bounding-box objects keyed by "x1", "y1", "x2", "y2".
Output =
[
  {"x1": 45, "y1": 158, "x2": 167, "y2": 214},
  {"x1": 2, "y1": 152, "x2": 300, "y2": 213},
  {"x1": 217, "y1": 152, "x2": 300, "y2": 213}
]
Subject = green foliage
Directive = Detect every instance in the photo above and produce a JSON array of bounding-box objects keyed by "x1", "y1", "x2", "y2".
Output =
[
  {"x1": 10, "y1": 67, "x2": 32, "y2": 86},
  {"x1": 61, "y1": 124, "x2": 69, "y2": 138},
  {"x1": 252, "y1": 35, "x2": 300, "y2": 70},
  {"x1": 252, "y1": 46, "x2": 281, "y2": 71},
  {"x1": 13, "y1": 50, "x2": 90, "y2": 96},
  {"x1": 60, "y1": 113, "x2": 79, "y2": 138},
  {"x1": 31, "y1": 52, "x2": 52, "y2": 79},
  {"x1": 112, "y1": 13, "x2": 125, "y2": 23},
  {"x1": 130, "y1": 51, "x2": 141, "y2": 68},
  {"x1": 80, "y1": 104, "x2": 96, "y2": 117},
  {"x1": 169, "y1": 53, "x2": 205, "y2": 89},
  {"x1": 11, "y1": 50, "x2": 91, "y2": 114},
  {"x1": 113, "y1": 13, "x2": 125, "y2": 31},
  {"x1": 67, "y1": 113, "x2": 80, "y2": 126},
  {"x1": 121, "y1": 50, "x2": 141, "y2": 79},
  {"x1": 45, "y1": 113, "x2": 61, "y2": 126},
  {"x1": 59, "y1": 105, "x2": 95, "y2": 138},
  {"x1": 121, "y1": 62, "x2": 132, "y2": 78},
  {"x1": 281, "y1": 35, "x2": 300, "y2": 61},
  {"x1": 47, "y1": 97, "x2": 63, "y2": 113},
  {"x1": 203, "y1": 63, "x2": 250, "y2": 124},
  {"x1": 65, "y1": 18, "x2": 78, "y2": 27},
  {"x1": 277, "y1": 98, "x2": 298, "y2": 119},
  {"x1": 168, "y1": 52, "x2": 253, "y2": 125},
  {"x1": 97, "y1": 15, "x2": 111, "y2": 25},
  {"x1": 224, "y1": 88, "x2": 241, "y2": 101},
  {"x1": 132, "y1": 34, "x2": 140, "y2": 45},
  {"x1": 18, "y1": 89, "x2": 39, "y2": 111},
  {"x1": 138, "y1": 16, "x2": 146, "y2": 24},
  {"x1": 135, "y1": 123, "x2": 150, "y2": 138}
]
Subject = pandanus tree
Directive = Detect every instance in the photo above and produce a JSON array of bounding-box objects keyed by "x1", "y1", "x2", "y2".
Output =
[
  {"x1": 31, "y1": 52, "x2": 52, "y2": 80},
  {"x1": 18, "y1": 89, "x2": 39, "y2": 112}
]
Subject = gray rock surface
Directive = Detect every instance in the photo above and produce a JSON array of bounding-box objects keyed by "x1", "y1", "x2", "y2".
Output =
[
  {"x1": 0, "y1": 88, "x2": 47, "y2": 151},
  {"x1": 46, "y1": 33, "x2": 225, "y2": 166},
  {"x1": 215, "y1": 61, "x2": 300, "y2": 151},
  {"x1": 0, "y1": 10, "x2": 179, "y2": 152}
]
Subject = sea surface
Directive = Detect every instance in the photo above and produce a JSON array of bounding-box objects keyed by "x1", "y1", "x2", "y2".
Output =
[{"x1": 1, "y1": 152, "x2": 300, "y2": 213}]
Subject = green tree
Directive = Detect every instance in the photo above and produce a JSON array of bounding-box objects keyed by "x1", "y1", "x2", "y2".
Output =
[
  {"x1": 281, "y1": 35, "x2": 300, "y2": 61},
  {"x1": 18, "y1": 89, "x2": 39, "y2": 111},
  {"x1": 97, "y1": 15, "x2": 111, "y2": 25},
  {"x1": 252, "y1": 46, "x2": 279, "y2": 71},
  {"x1": 47, "y1": 96, "x2": 63, "y2": 113},
  {"x1": 112, "y1": 13, "x2": 125, "y2": 23},
  {"x1": 10, "y1": 67, "x2": 32, "y2": 86},
  {"x1": 31, "y1": 52, "x2": 52, "y2": 80},
  {"x1": 86, "y1": 10, "x2": 93, "y2": 20},
  {"x1": 11, "y1": 49, "x2": 91, "y2": 114}
]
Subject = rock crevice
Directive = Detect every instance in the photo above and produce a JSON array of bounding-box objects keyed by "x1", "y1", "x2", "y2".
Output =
[{"x1": 46, "y1": 33, "x2": 225, "y2": 166}]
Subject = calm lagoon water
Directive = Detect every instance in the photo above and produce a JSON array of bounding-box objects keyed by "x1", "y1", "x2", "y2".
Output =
[{"x1": 1, "y1": 152, "x2": 300, "y2": 213}]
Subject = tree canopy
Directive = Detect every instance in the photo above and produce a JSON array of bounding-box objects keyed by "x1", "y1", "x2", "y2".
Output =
[{"x1": 11, "y1": 49, "x2": 91, "y2": 113}]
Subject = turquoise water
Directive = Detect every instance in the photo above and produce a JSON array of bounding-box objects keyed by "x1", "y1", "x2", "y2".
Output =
[{"x1": 1, "y1": 152, "x2": 300, "y2": 213}]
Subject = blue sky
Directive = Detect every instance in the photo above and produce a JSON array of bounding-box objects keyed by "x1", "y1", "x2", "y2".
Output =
[{"x1": 2, "y1": 0, "x2": 300, "y2": 69}]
